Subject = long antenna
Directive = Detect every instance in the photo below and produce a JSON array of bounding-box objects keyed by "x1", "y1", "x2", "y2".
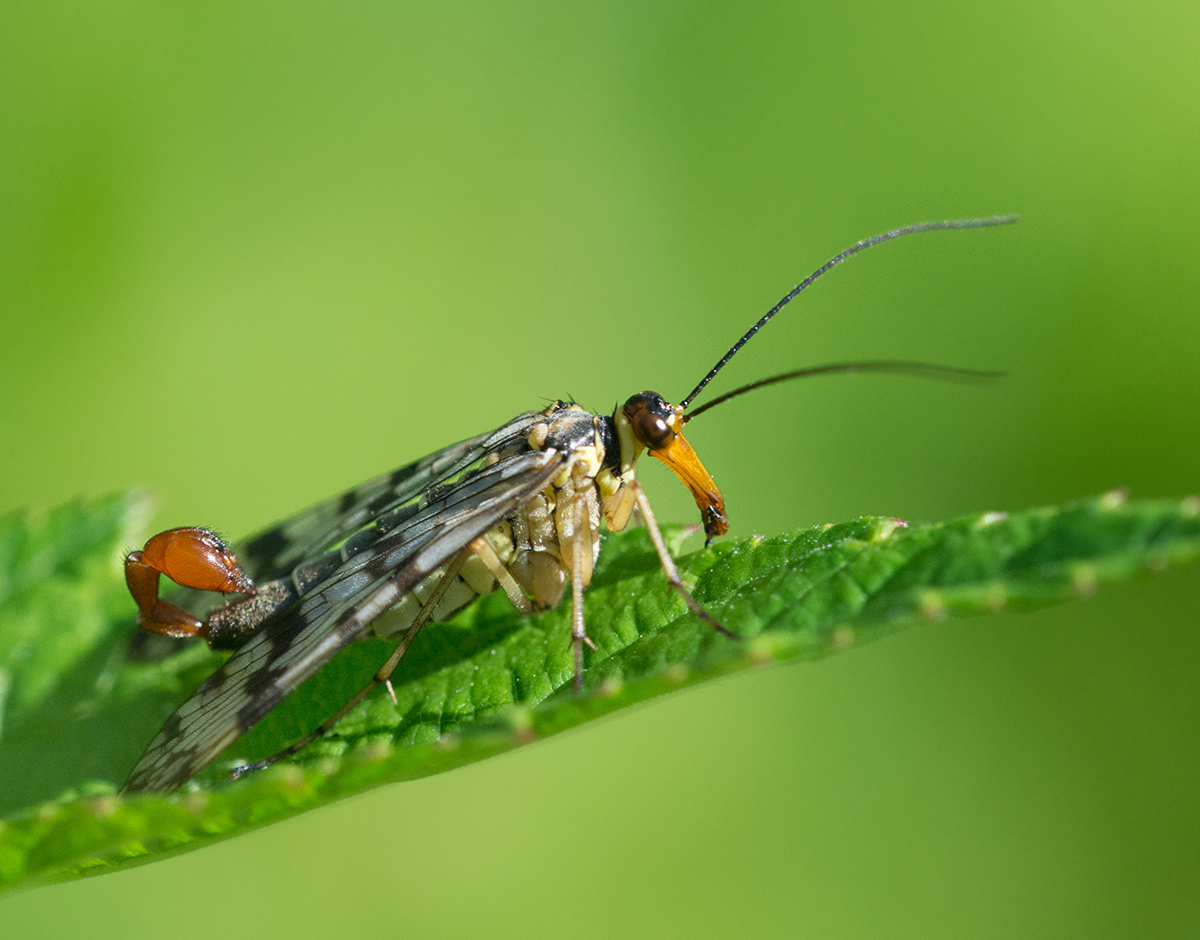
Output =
[
  {"x1": 678, "y1": 215, "x2": 1018, "y2": 411},
  {"x1": 681, "y1": 360, "x2": 1002, "y2": 421}
]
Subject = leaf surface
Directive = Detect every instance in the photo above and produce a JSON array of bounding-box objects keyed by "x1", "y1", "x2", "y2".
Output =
[{"x1": 0, "y1": 490, "x2": 1197, "y2": 890}]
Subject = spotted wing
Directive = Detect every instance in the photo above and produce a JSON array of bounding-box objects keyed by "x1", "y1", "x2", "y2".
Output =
[
  {"x1": 124, "y1": 444, "x2": 564, "y2": 792},
  {"x1": 155, "y1": 413, "x2": 547, "y2": 629},
  {"x1": 236, "y1": 414, "x2": 549, "y2": 583}
]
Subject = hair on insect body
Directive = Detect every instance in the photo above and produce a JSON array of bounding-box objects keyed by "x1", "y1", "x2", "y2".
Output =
[{"x1": 122, "y1": 215, "x2": 1017, "y2": 792}]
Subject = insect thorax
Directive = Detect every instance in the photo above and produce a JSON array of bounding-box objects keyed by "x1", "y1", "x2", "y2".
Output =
[{"x1": 366, "y1": 402, "x2": 634, "y2": 638}]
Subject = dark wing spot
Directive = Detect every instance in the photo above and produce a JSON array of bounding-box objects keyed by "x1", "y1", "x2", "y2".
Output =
[
  {"x1": 336, "y1": 488, "x2": 360, "y2": 516},
  {"x1": 241, "y1": 664, "x2": 289, "y2": 722},
  {"x1": 238, "y1": 527, "x2": 289, "y2": 572},
  {"x1": 293, "y1": 554, "x2": 342, "y2": 594},
  {"x1": 156, "y1": 712, "x2": 184, "y2": 745}
]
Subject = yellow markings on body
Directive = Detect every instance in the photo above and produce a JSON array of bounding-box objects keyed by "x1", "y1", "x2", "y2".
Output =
[
  {"x1": 370, "y1": 521, "x2": 529, "y2": 639},
  {"x1": 612, "y1": 405, "x2": 643, "y2": 475},
  {"x1": 552, "y1": 442, "x2": 603, "y2": 489},
  {"x1": 597, "y1": 465, "x2": 638, "y2": 533},
  {"x1": 526, "y1": 421, "x2": 549, "y2": 450}
]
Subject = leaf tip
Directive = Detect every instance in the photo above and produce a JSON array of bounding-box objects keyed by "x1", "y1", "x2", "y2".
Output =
[
  {"x1": 871, "y1": 519, "x2": 906, "y2": 542},
  {"x1": 1070, "y1": 564, "x2": 1099, "y2": 598},
  {"x1": 1099, "y1": 488, "x2": 1129, "y2": 510},
  {"x1": 500, "y1": 704, "x2": 536, "y2": 744},
  {"x1": 1146, "y1": 554, "x2": 1169, "y2": 573},
  {"x1": 918, "y1": 590, "x2": 947, "y2": 621},
  {"x1": 360, "y1": 739, "x2": 395, "y2": 762},
  {"x1": 89, "y1": 795, "x2": 121, "y2": 820},
  {"x1": 746, "y1": 637, "x2": 775, "y2": 667},
  {"x1": 983, "y1": 584, "x2": 1007, "y2": 613},
  {"x1": 277, "y1": 764, "x2": 308, "y2": 793},
  {"x1": 183, "y1": 792, "x2": 210, "y2": 816},
  {"x1": 746, "y1": 633, "x2": 795, "y2": 666}
]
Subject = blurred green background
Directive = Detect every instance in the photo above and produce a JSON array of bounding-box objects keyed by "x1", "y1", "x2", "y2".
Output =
[{"x1": 2, "y1": 0, "x2": 1198, "y2": 936}]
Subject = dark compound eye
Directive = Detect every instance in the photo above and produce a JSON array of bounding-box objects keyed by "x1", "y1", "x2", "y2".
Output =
[
  {"x1": 638, "y1": 413, "x2": 673, "y2": 450},
  {"x1": 623, "y1": 392, "x2": 677, "y2": 451}
]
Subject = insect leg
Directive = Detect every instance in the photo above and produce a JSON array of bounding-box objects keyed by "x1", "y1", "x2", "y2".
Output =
[
  {"x1": 632, "y1": 483, "x2": 737, "y2": 639},
  {"x1": 470, "y1": 538, "x2": 535, "y2": 615},
  {"x1": 569, "y1": 491, "x2": 598, "y2": 691},
  {"x1": 229, "y1": 546, "x2": 472, "y2": 781}
]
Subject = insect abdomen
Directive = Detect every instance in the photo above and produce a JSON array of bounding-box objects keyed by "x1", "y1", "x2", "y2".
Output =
[{"x1": 369, "y1": 525, "x2": 516, "y2": 637}]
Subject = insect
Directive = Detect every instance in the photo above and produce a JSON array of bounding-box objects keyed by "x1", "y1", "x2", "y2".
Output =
[{"x1": 122, "y1": 215, "x2": 1016, "y2": 792}]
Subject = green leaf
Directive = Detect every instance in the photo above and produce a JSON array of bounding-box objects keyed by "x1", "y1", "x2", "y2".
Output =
[{"x1": 1, "y1": 489, "x2": 1197, "y2": 891}]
